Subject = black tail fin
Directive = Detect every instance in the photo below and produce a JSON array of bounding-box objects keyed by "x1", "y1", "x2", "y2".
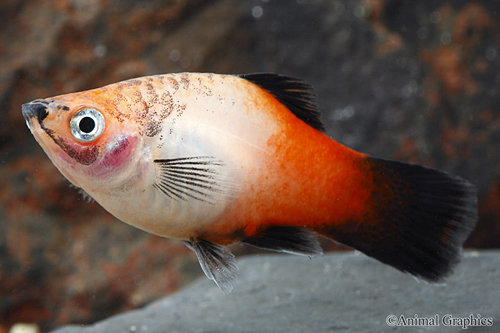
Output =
[{"x1": 320, "y1": 157, "x2": 477, "y2": 282}]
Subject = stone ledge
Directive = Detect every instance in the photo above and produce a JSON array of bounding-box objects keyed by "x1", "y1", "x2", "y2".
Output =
[{"x1": 53, "y1": 250, "x2": 500, "y2": 333}]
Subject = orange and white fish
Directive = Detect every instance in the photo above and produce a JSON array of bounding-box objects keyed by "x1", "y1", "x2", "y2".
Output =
[{"x1": 22, "y1": 73, "x2": 477, "y2": 292}]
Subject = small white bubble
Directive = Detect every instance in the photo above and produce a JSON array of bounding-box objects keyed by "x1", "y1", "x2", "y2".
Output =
[
  {"x1": 402, "y1": 80, "x2": 419, "y2": 97},
  {"x1": 430, "y1": 11, "x2": 441, "y2": 24},
  {"x1": 440, "y1": 32, "x2": 451, "y2": 45},
  {"x1": 331, "y1": 105, "x2": 355, "y2": 121},
  {"x1": 169, "y1": 49, "x2": 181, "y2": 62},
  {"x1": 353, "y1": 5, "x2": 367, "y2": 18},
  {"x1": 130, "y1": 326, "x2": 137, "y2": 332},
  {"x1": 486, "y1": 47, "x2": 497, "y2": 61},
  {"x1": 93, "y1": 44, "x2": 107, "y2": 58},
  {"x1": 252, "y1": 6, "x2": 263, "y2": 19}
]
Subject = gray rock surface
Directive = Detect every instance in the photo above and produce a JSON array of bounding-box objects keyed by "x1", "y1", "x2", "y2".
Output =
[{"x1": 53, "y1": 250, "x2": 499, "y2": 333}]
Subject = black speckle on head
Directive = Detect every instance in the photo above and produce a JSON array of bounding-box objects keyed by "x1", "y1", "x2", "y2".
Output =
[
  {"x1": 63, "y1": 106, "x2": 70, "y2": 111},
  {"x1": 180, "y1": 74, "x2": 190, "y2": 90},
  {"x1": 127, "y1": 79, "x2": 143, "y2": 87},
  {"x1": 145, "y1": 120, "x2": 162, "y2": 137},
  {"x1": 55, "y1": 136, "x2": 100, "y2": 165},
  {"x1": 41, "y1": 127, "x2": 100, "y2": 165},
  {"x1": 167, "y1": 77, "x2": 180, "y2": 94}
]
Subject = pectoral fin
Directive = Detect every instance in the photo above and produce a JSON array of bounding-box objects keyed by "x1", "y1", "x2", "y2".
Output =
[{"x1": 153, "y1": 156, "x2": 229, "y2": 204}]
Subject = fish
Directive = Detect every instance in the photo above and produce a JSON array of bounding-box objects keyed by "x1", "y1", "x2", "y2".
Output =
[{"x1": 22, "y1": 73, "x2": 477, "y2": 293}]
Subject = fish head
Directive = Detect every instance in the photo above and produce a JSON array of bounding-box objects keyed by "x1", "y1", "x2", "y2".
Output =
[{"x1": 22, "y1": 91, "x2": 141, "y2": 190}]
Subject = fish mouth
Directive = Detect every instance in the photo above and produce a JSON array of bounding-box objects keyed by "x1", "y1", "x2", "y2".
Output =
[{"x1": 22, "y1": 100, "x2": 50, "y2": 125}]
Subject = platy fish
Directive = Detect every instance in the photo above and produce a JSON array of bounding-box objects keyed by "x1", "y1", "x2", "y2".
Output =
[{"x1": 22, "y1": 73, "x2": 477, "y2": 293}]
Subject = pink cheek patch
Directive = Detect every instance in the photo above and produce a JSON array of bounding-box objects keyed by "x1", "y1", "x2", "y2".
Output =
[{"x1": 101, "y1": 135, "x2": 136, "y2": 170}]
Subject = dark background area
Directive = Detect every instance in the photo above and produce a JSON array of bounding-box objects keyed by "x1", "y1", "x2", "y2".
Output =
[{"x1": 0, "y1": 0, "x2": 499, "y2": 331}]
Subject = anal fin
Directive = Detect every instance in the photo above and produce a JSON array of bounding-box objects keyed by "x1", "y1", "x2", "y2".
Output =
[
  {"x1": 243, "y1": 226, "x2": 324, "y2": 257},
  {"x1": 183, "y1": 238, "x2": 238, "y2": 294}
]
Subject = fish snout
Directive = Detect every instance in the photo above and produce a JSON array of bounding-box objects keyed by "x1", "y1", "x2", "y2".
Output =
[{"x1": 22, "y1": 100, "x2": 49, "y2": 124}]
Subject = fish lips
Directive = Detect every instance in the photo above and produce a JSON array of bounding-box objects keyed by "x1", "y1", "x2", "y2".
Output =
[{"x1": 22, "y1": 100, "x2": 50, "y2": 125}]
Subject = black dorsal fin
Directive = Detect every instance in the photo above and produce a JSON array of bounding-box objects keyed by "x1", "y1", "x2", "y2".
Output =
[{"x1": 239, "y1": 73, "x2": 325, "y2": 132}]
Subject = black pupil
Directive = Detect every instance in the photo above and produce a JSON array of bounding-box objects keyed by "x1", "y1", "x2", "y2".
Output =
[{"x1": 79, "y1": 116, "x2": 95, "y2": 133}]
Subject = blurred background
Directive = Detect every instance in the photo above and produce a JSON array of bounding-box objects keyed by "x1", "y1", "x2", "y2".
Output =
[{"x1": 1, "y1": 0, "x2": 499, "y2": 331}]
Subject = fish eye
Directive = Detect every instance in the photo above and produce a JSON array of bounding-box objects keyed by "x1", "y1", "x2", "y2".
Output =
[{"x1": 70, "y1": 108, "x2": 105, "y2": 142}]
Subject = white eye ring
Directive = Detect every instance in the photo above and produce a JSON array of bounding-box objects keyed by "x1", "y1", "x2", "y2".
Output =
[{"x1": 70, "y1": 108, "x2": 105, "y2": 142}]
